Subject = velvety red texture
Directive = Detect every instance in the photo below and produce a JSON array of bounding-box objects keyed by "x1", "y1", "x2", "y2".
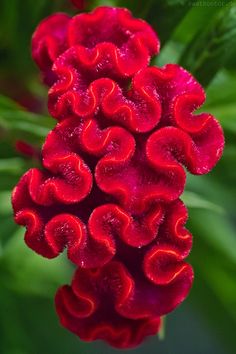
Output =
[
  {"x1": 12, "y1": 150, "x2": 193, "y2": 264},
  {"x1": 12, "y1": 61, "x2": 223, "y2": 264},
  {"x1": 12, "y1": 65, "x2": 223, "y2": 350},
  {"x1": 32, "y1": 6, "x2": 159, "y2": 84},
  {"x1": 12, "y1": 5, "x2": 225, "y2": 348},
  {"x1": 48, "y1": 60, "x2": 223, "y2": 138},
  {"x1": 55, "y1": 257, "x2": 191, "y2": 348}
]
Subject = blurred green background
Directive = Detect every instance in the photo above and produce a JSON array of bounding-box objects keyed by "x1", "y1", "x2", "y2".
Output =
[{"x1": 0, "y1": 0, "x2": 236, "y2": 353}]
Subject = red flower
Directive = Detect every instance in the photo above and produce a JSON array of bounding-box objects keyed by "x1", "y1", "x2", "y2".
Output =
[
  {"x1": 12, "y1": 63, "x2": 223, "y2": 350},
  {"x1": 12, "y1": 5, "x2": 224, "y2": 348},
  {"x1": 12, "y1": 62, "x2": 224, "y2": 255},
  {"x1": 56, "y1": 262, "x2": 161, "y2": 348},
  {"x1": 55, "y1": 256, "x2": 191, "y2": 348},
  {"x1": 32, "y1": 6, "x2": 159, "y2": 85}
]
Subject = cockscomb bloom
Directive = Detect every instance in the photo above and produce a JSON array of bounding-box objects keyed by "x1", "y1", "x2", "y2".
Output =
[
  {"x1": 56, "y1": 264, "x2": 162, "y2": 349},
  {"x1": 55, "y1": 200, "x2": 193, "y2": 348},
  {"x1": 12, "y1": 5, "x2": 224, "y2": 349},
  {"x1": 32, "y1": 6, "x2": 159, "y2": 85}
]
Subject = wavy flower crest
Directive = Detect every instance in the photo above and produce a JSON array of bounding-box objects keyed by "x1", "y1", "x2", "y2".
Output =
[{"x1": 12, "y1": 4, "x2": 224, "y2": 349}]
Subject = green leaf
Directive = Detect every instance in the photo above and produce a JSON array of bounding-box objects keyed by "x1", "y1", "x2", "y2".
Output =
[
  {"x1": 173, "y1": 3, "x2": 230, "y2": 44},
  {"x1": 203, "y1": 261, "x2": 236, "y2": 321},
  {"x1": 158, "y1": 317, "x2": 166, "y2": 341},
  {"x1": 0, "y1": 95, "x2": 54, "y2": 144},
  {"x1": 0, "y1": 157, "x2": 25, "y2": 174},
  {"x1": 0, "y1": 94, "x2": 21, "y2": 110},
  {"x1": 0, "y1": 228, "x2": 73, "y2": 298},
  {"x1": 0, "y1": 191, "x2": 13, "y2": 216},
  {"x1": 188, "y1": 209, "x2": 236, "y2": 265},
  {"x1": 208, "y1": 103, "x2": 236, "y2": 135},
  {"x1": 0, "y1": 217, "x2": 18, "y2": 251},
  {"x1": 193, "y1": 70, "x2": 236, "y2": 135},
  {"x1": 0, "y1": 0, "x2": 55, "y2": 82},
  {"x1": 146, "y1": 0, "x2": 192, "y2": 44},
  {"x1": 182, "y1": 191, "x2": 225, "y2": 214},
  {"x1": 152, "y1": 40, "x2": 184, "y2": 66},
  {"x1": 179, "y1": 4, "x2": 236, "y2": 86},
  {"x1": 190, "y1": 259, "x2": 236, "y2": 353}
]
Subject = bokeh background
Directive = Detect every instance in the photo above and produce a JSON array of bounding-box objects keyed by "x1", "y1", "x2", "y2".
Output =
[{"x1": 0, "y1": 1, "x2": 236, "y2": 353}]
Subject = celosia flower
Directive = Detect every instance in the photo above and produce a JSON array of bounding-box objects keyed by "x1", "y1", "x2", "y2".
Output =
[
  {"x1": 54, "y1": 200, "x2": 193, "y2": 348},
  {"x1": 32, "y1": 6, "x2": 159, "y2": 84},
  {"x1": 56, "y1": 263, "x2": 160, "y2": 349},
  {"x1": 12, "y1": 5, "x2": 224, "y2": 349}
]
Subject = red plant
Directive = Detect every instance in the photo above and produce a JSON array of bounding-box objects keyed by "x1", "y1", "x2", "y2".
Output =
[
  {"x1": 12, "y1": 5, "x2": 224, "y2": 349},
  {"x1": 56, "y1": 262, "x2": 161, "y2": 348},
  {"x1": 54, "y1": 198, "x2": 193, "y2": 347},
  {"x1": 32, "y1": 6, "x2": 159, "y2": 85}
]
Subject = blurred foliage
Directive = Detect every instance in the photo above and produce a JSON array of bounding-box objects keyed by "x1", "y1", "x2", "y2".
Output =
[
  {"x1": 0, "y1": 0, "x2": 236, "y2": 354},
  {"x1": 179, "y1": 3, "x2": 236, "y2": 85}
]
